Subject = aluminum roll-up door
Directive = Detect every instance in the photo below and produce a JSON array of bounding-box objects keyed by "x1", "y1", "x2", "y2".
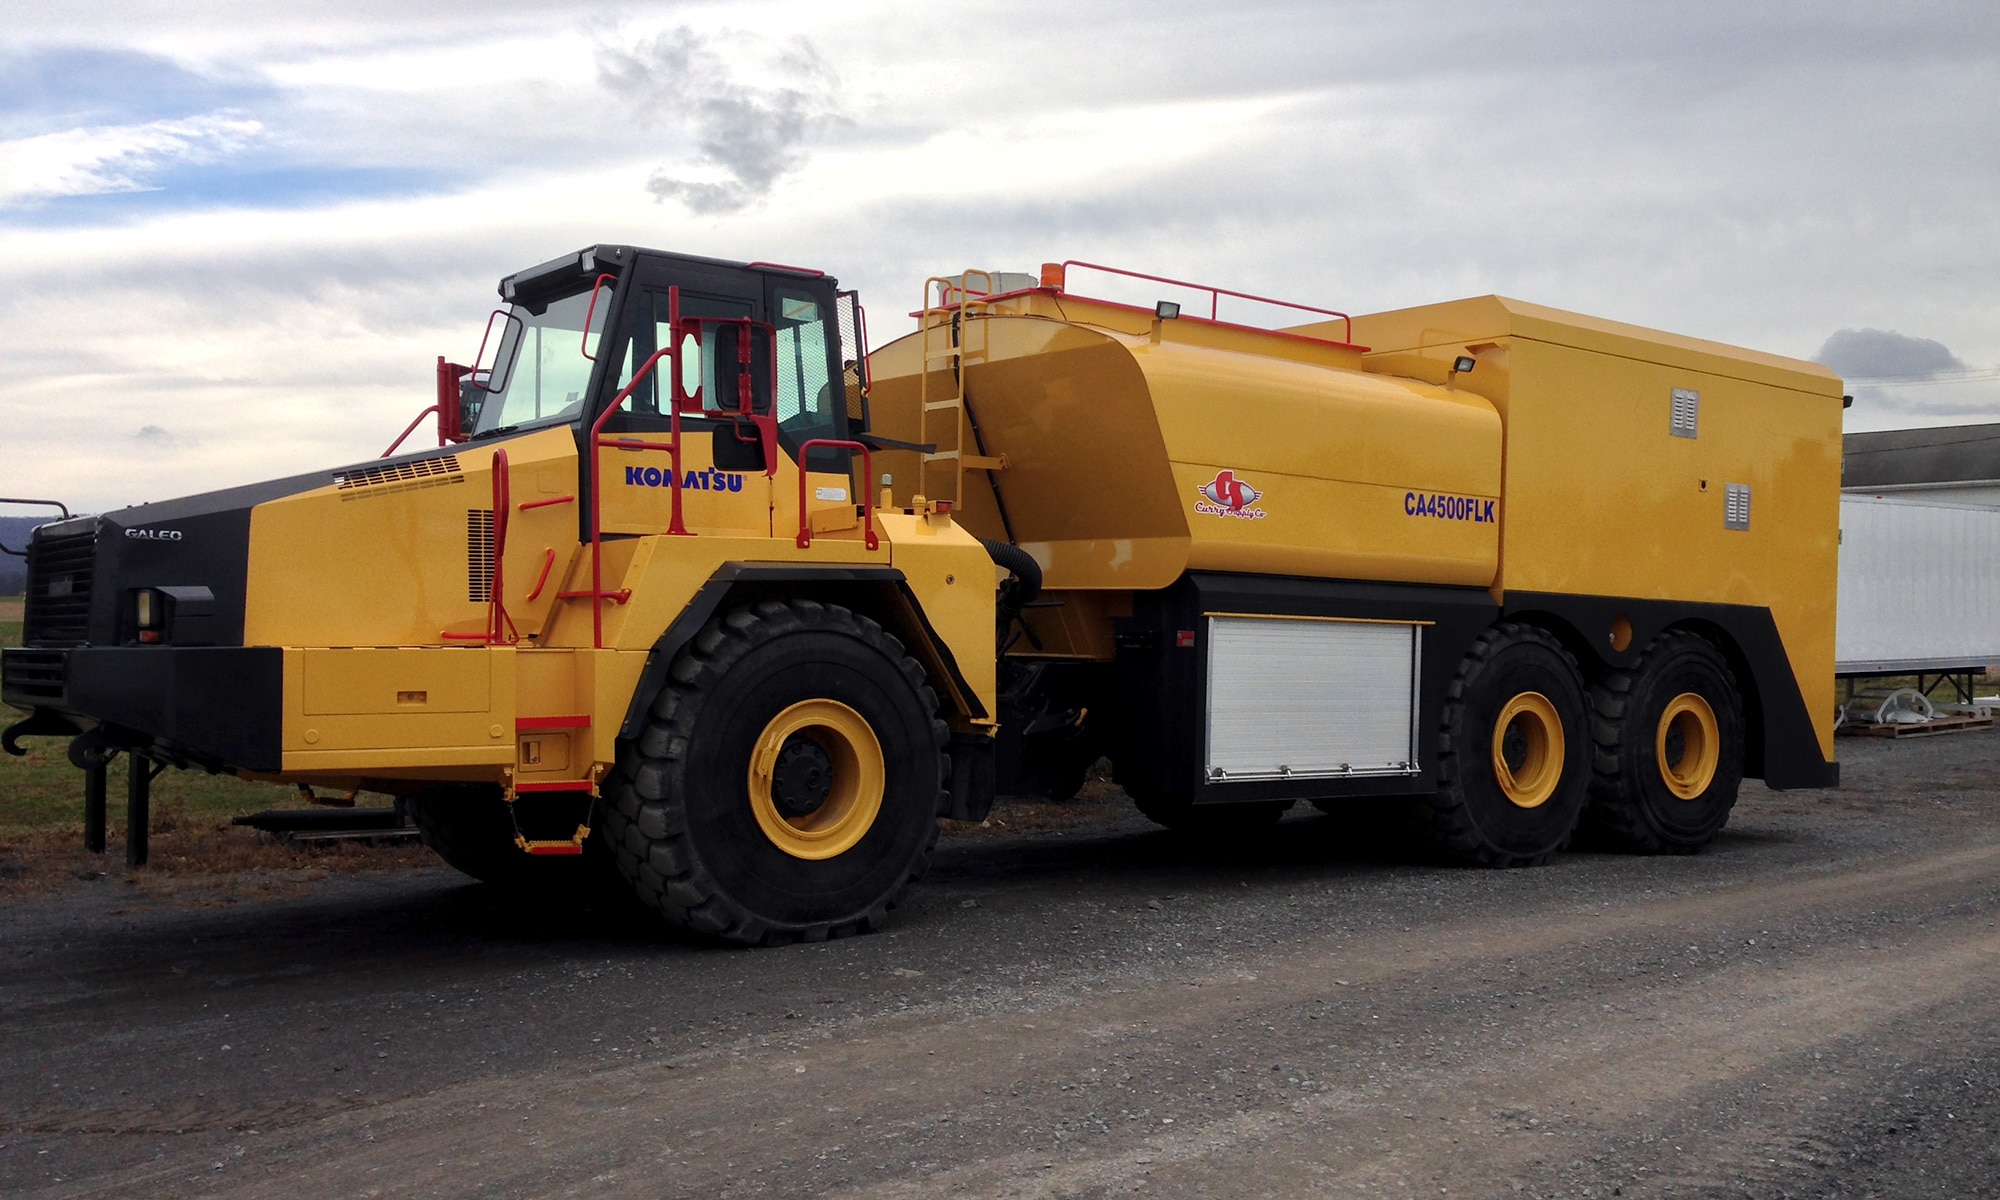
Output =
[{"x1": 1203, "y1": 614, "x2": 1422, "y2": 783}]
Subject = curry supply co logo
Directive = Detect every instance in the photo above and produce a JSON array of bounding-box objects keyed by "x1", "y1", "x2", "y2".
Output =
[
  {"x1": 1194, "y1": 470, "x2": 1268, "y2": 520},
  {"x1": 624, "y1": 466, "x2": 746, "y2": 493}
]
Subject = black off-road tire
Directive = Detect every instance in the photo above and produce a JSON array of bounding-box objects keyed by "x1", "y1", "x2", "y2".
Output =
[
  {"x1": 407, "y1": 784, "x2": 591, "y2": 891},
  {"x1": 1428, "y1": 622, "x2": 1591, "y2": 867},
  {"x1": 1132, "y1": 792, "x2": 1293, "y2": 834},
  {"x1": 1583, "y1": 630, "x2": 1745, "y2": 854},
  {"x1": 602, "y1": 599, "x2": 948, "y2": 946}
]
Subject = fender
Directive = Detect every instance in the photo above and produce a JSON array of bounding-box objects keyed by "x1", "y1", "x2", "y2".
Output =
[{"x1": 617, "y1": 562, "x2": 989, "y2": 741}]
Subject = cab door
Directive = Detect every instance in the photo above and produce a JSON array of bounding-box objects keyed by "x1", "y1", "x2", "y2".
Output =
[{"x1": 595, "y1": 268, "x2": 773, "y2": 540}]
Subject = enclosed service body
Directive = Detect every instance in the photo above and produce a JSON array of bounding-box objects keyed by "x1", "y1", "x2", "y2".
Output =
[
  {"x1": 866, "y1": 282, "x2": 1840, "y2": 808},
  {"x1": 2, "y1": 248, "x2": 1843, "y2": 942}
]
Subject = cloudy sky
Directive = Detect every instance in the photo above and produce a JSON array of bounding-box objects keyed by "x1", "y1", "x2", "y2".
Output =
[{"x1": 2, "y1": 1, "x2": 1996, "y2": 512}]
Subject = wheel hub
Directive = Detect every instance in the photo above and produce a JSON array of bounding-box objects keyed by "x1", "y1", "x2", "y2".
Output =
[
  {"x1": 1656, "y1": 692, "x2": 1720, "y2": 800},
  {"x1": 770, "y1": 733, "x2": 835, "y2": 818},
  {"x1": 746, "y1": 699, "x2": 887, "y2": 861},
  {"x1": 1491, "y1": 691, "x2": 1564, "y2": 810}
]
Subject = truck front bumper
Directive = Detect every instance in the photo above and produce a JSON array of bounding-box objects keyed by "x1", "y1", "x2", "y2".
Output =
[{"x1": 2, "y1": 645, "x2": 283, "y2": 771}]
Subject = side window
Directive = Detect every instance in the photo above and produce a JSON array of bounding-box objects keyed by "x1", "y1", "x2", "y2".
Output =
[
  {"x1": 614, "y1": 290, "x2": 751, "y2": 416},
  {"x1": 773, "y1": 287, "x2": 840, "y2": 448}
]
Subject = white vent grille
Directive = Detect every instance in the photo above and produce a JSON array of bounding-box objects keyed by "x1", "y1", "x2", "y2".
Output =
[
  {"x1": 468, "y1": 509, "x2": 495, "y2": 601},
  {"x1": 335, "y1": 454, "x2": 464, "y2": 497},
  {"x1": 1670, "y1": 388, "x2": 1699, "y2": 439},
  {"x1": 1724, "y1": 483, "x2": 1751, "y2": 531}
]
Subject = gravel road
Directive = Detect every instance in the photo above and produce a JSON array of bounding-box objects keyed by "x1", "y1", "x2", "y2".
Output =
[{"x1": 3, "y1": 730, "x2": 1998, "y2": 1199}]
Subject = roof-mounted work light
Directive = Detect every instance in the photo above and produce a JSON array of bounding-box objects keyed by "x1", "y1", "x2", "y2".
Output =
[{"x1": 1155, "y1": 301, "x2": 1181, "y2": 320}]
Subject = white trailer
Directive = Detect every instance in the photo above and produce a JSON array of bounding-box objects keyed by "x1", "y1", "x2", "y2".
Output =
[{"x1": 1836, "y1": 494, "x2": 2000, "y2": 674}]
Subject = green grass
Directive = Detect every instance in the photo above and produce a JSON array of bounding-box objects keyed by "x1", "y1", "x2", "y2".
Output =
[{"x1": 2, "y1": 609, "x2": 305, "y2": 834}]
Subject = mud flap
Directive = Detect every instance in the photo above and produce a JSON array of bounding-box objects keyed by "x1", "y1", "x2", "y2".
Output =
[{"x1": 943, "y1": 732, "x2": 995, "y2": 822}]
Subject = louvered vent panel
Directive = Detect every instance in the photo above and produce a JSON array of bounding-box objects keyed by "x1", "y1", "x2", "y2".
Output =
[
  {"x1": 468, "y1": 509, "x2": 495, "y2": 601},
  {"x1": 334, "y1": 454, "x2": 464, "y2": 496},
  {"x1": 1724, "y1": 483, "x2": 1751, "y2": 531},
  {"x1": 1670, "y1": 388, "x2": 1699, "y2": 439}
]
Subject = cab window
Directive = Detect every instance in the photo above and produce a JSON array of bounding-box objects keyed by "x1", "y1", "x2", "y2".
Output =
[
  {"x1": 614, "y1": 290, "x2": 753, "y2": 416},
  {"x1": 772, "y1": 287, "x2": 844, "y2": 465}
]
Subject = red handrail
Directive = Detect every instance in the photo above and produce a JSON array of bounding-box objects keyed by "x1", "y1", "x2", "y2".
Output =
[
  {"x1": 525, "y1": 547, "x2": 556, "y2": 601},
  {"x1": 795, "y1": 439, "x2": 877, "y2": 551},
  {"x1": 381, "y1": 405, "x2": 440, "y2": 458},
  {"x1": 441, "y1": 448, "x2": 519, "y2": 644},
  {"x1": 584, "y1": 344, "x2": 681, "y2": 649},
  {"x1": 580, "y1": 273, "x2": 617, "y2": 361},
  {"x1": 1060, "y1": 259, "x2": 1353, "y2": 343}
]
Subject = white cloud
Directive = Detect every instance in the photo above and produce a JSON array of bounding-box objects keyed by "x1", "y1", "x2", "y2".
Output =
[
  {"x1": 0, "y1": 114, "x2": 261, "y2": 205},
  {"x1": 1, "y1": 1, "x2": 1998, "y2": 508}
]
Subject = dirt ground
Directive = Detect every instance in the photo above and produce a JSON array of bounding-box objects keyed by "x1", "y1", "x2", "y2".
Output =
[{"x1": 2, "y1": 732, "x2": 1998, "y2": 1199}]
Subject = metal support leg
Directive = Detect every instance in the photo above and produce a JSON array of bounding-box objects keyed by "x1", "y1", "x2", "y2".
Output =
[
  {"x1": 126, "y1": 754, "x2": 151, "y2": 869},
  {"x1": 83, "y1": 762, "x2": 107, "y2": 854}
]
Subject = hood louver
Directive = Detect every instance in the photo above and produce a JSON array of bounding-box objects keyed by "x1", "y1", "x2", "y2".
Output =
[{"x1": 333, "y1": 455, "x2": 464, "y2": 498}]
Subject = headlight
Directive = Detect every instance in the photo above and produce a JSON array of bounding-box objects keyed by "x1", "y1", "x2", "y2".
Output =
[{"x1": 135, "y1": 588, "x2": 163, "y2": 635}]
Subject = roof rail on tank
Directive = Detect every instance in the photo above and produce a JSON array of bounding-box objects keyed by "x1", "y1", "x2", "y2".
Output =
[
  {"x1": 1057, "y1": 260, "x2": 1355, "y2": 346},
  {"x1": 913, "y1": 260, "x2": 1363, "y2": 350}
]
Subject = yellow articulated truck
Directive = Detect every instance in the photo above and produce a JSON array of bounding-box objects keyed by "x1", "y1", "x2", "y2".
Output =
[{"x1": 1, "y1": 247, "x2": 1844, "y2": 944}]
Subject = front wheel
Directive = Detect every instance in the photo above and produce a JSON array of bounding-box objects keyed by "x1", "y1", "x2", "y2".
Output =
[
  {"x1": 1427, "y1": 622, "x2": 1591, "y2": 867},
  {"x1": 603, "y1": 600, "x2": 947, "y2": 946}
]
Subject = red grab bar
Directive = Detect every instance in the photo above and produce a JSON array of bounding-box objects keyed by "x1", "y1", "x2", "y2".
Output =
[{"x1": 795, "y1": 439, "x2": 877, "y2": 551}]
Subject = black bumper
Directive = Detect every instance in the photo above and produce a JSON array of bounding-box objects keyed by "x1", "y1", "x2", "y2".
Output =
[{"x1": 3, "y1": 646, "x2": 283, "y2": 772}]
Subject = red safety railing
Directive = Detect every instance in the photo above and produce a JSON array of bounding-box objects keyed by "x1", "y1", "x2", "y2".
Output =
[
  {"x1": 1060, "y1": 260, "x2": 1353, "y2": 343},
  {"x1": 383, "y1": 357, "x2": 476, "y2": 458},
  {"x1": 443, "y1": 448, "x2": 519, "y2": 644},
  {"x1": 580, "y1": 273, "x2": 617, "y2": 360},
  {"x1": 570, "y1": 287, "x2": 785, "y2": 648},
  {"x1": 796, "y1": 439, "x2": 877, "y2": 551}
]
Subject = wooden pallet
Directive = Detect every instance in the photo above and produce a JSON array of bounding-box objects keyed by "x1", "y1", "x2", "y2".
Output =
[{"x1": 1838, "y1": 713, "x2": 1996, "y2": 738}]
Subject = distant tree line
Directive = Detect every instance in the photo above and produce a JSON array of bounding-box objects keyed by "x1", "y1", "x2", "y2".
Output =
[{"x1": 1, "y1": 516, "x2": 52, "y2": 596}]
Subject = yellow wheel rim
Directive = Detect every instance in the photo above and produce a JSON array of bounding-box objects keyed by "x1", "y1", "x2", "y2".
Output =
[
  {"x1": 1655, "y1": 692, "x2": 1720, "y2": 800},
  {"x1": 1492, "y1": 692, "x2": 1564, "y2": 809},
  {"x1": 747, "y1": 699, "x2": 885, "y2": 861}
]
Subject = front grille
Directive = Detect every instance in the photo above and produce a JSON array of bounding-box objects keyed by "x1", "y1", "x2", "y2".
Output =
[
  {"x1": 1, "y1": 647, "x2": 67, "y2": 704},
  {"x1": 23, "y1": 528, "x2": 96, "y2": 646}
]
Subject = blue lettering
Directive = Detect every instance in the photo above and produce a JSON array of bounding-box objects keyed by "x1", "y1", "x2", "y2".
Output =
[
  {"x1": 642, "y1": 466, "x2": 661, "y2": 487},
  {"x1": 625, "y1": 466, "x2": 643, "y2": 485},
  {"x1": 727, "y1": 473, "x2": 744, "y2": 493},
  {"x1": 1405, "y1": 491, "x2": 1416, "y2": 516}
]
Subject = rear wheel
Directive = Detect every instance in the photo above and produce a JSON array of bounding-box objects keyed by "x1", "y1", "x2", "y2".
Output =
[
  {"x1": 603, "y1": 600, "x2": 947, "y2": 946},
  {"x1": 1428, "y1": 623, "x2": 1590, "y2": 866},
  {"x1": 1584, "y1": 631, "x2": 1744, "y2": 853}
]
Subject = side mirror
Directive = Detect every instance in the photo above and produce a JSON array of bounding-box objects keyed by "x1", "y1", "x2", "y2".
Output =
[{"x1": 436, "y1": 358, "x2": 476, "y2": 443}]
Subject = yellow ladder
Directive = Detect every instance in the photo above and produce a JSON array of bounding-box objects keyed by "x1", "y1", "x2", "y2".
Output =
[{"x1": 917, "y1": 272, "x2": 1007, "y2": 510}]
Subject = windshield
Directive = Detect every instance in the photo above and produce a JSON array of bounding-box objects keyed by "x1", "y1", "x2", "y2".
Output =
[{"x1": 469, "y1": 285, "x2": 610, "y2": 436}]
